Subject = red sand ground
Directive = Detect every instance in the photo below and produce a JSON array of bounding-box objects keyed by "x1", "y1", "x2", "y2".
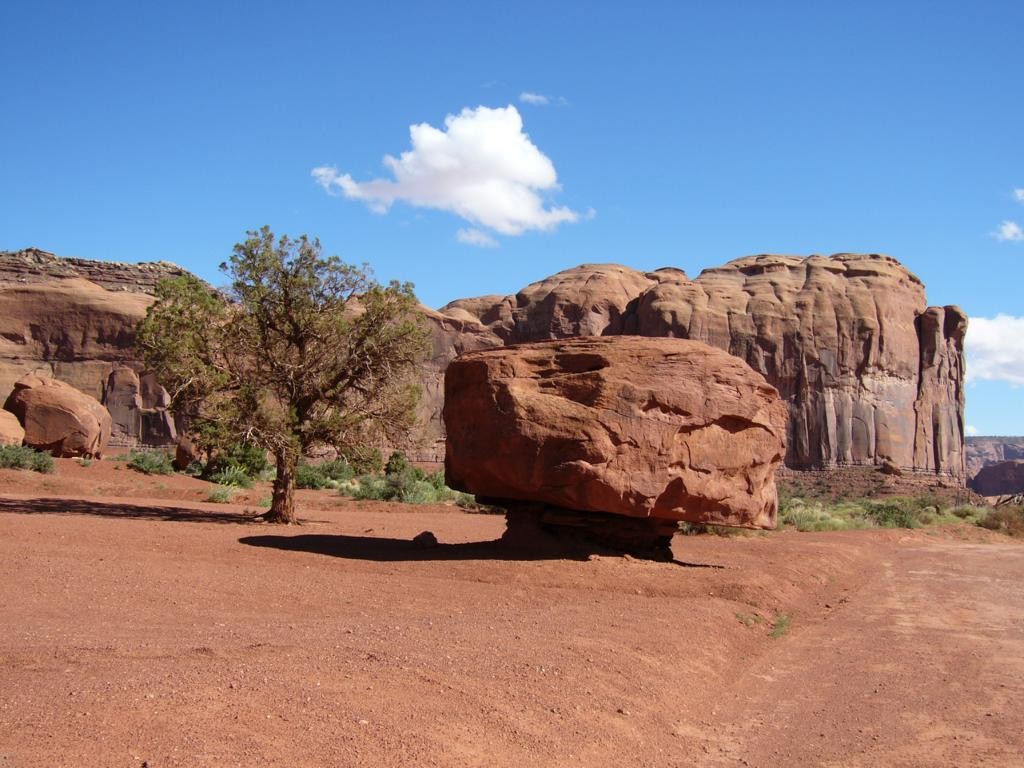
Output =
[{"x1": 1, "y1": 460, "x2": 1022, "y2": 767}]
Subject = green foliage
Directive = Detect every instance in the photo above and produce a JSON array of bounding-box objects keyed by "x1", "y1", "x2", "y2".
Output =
[
  {"x1": 863, "y1": 501, "x2": 920, "y2": 529},
  {"x1": 778, "y1": 495, "x2": 979, "y2": 532},
  {"x1": 385, "y1": 451, "x2": 411, "y2": 477},
  {"x1": 978, "y1": 506, "x2": 1024, "y2": 537},
  {"x1": 127, "y1": 450, "x2": 175, "y2": 476},
  {"x1": 206, "y1": 486, "x2": 234, "y2": 503},
  {"x1": 295, "y1": 458, "x2": 356, "y2": 489},
  {"x1": 342, "y1": 468, "x2": 472, "y2": 506},
  {"x1": 205, "y1": 442, "x2": 270, "y2": 481},
  {"x1": 771, "y1": 614, "x2": 791, "y2": 639},
  {"x1": 0, "y1": 445, "x2": 54, "y2": 474},
  {"x1": 208, "y1": 464, "x2": 253, "y2": 488},
  {"x1": 79, "y1": 457, "x2": 93, "y2": 468},
  {"x1": 136, "y1": 226, "x2": 429, "y2": 523},
  {"x1": 340, "y1": 446, "x2": 383, "y2": 475}
]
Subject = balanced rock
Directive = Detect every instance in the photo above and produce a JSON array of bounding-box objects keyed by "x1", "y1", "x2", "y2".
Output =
[
  {"x1": 0, "y1": 410, "x2": 24, "y2": 446},
  {"x1": 444, "y1": 337, "x2": 787, "y2": 529},
  {"x1": 3, "y1": 374, "x2": 112, "y2": 457}
]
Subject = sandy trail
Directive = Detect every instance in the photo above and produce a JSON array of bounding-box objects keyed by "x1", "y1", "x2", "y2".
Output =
[{"x1": 0, "y1": 483, "x2": 1021, "y2": 767}]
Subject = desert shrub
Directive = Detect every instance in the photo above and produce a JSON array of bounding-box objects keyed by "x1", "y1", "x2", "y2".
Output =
[
  {"x1": 0, "y1": 445, "x2": 54, "y2": 474},
  {"x1": 771, "y1": 614, "x2": 791, "y2": 639},
  {"x1": 127, "y1": 449, "x2": 174, "y2": 475},
  {"x1": 778, "y1": 498, "x2": 872, "y2": 531},
  {"x1": 862, "y1": 500, "x2": 920, "y2": 529},
  {"x1": 341, "y1": 469, "x2": 469, "y2": 506},
  {"x1": 341, "y1": 446, "x2": 383, "y2": 475},
  {"x1": 385, "y1": 450, "x2": 411, "y2": 477},
  {"x1": 978, "y1": 506, "x2": 1024, "y2": 537},
  {"x1": 204, "y1": 442, "x2": 271, "y2": 481},
  {"x1": 208, "y1": 464, "x2": 253, "y2": 488},
  {"x1": 294, "y1": 458, "x2": 356, "y2": 490},
  {"x1": 206, "y1": 486, "x2": 234, "y2": 503},
  {"x1": 257, "y1": 494, "x2": 272, "y2": 509}
]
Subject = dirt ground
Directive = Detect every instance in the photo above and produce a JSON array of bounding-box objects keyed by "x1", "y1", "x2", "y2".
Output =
[{"x1": 1, "y1": 460, "x2": 1022, "y2": 767}]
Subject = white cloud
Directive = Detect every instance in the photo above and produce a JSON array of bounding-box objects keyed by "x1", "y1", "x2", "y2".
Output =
[
  {"x1": 519, "y1": 91, "x2": 549, "y2": 106},
  {"x1": 965, "y1": 424, "x2": 980, "y2": 437},
  {"x1": 1015, "y1": 188, "x2": 1024, "y2": 203},
  {"x1": 312, "y1": 105, "x2": 585, "y2": 236},
  {"x1": 994, "y1": 220, "x2": 1024, "y2": 242},
  {"x1": 456, "y1": 228, "x2": 499, "y2": 248},
  {"x1": 967, "y1": 314, "x2": 1024, "y2": 386}
]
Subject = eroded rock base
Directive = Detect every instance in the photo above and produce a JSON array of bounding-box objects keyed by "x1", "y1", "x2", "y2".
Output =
[{"x1": 494, "y1": 501, "x2": 680, "y2": 562}]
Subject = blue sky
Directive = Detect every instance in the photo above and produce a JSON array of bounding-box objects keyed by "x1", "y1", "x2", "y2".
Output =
[{"x1": 1, "y1": 1, "x2": 1022, "y2": 434}]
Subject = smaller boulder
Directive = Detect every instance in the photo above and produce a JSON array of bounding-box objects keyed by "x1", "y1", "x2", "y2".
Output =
[
  {"x1": 4, "y1": 374, "x2": 111, "y2": 458},
  {"x1": 0, "y1": 410, "x2": 24, "y2": 446},
  {"x1": 174, "y1": 436, "x2": 200, "y2": 471}
]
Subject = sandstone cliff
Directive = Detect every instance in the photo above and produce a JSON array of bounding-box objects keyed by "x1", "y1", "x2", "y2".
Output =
[
  {"x1": 431, "y1": 254, "x2": 967, "y2": 478},
  {"x1": 0, "y1": 249, "x2": 184, "y2": 446},
  {"x1": 0, "y1": 249, "x2": 966, "y2": 480}
]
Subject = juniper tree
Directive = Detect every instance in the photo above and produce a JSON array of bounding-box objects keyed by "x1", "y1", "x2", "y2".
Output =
[{"x1": 136, "y1": 227, "x2": 428, "y2": 523}]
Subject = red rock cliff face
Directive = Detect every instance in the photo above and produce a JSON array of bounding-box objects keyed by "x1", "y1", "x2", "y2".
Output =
[
  {"x1": 431, "y1": 254, "x2": 967, "y2": 478},
  {"x1": 0, "y1": 249, "x2": 186, "y2": 445}
]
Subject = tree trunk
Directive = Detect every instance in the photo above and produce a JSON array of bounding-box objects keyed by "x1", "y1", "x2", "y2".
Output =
[{"x1": 266, "y1": 449, "x2": 298, "y2": 524}]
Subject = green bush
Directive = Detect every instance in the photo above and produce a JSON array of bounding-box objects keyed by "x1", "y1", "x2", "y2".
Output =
[
  {"x1": 341, "y1": 446, "x2": 383, "y2": 475},
  {"x1": 0, "y1": 445, "x2": 54, "y2": 474},
  {"x1": 385, "y1": 450, "x2": 411, "y2": 477},
  {"x1": 127, "y1": 450, "x2": 174, "y2": 475},
  {"x1": 294, "y1": 458, "x2": 356, "y2": 490},
  {"x1": 204, "y1": 442, "x2": 270, "y2": 481},
  {"x1": 340, "y1": 470, "x2": 465, "y2": 506},
  {"x1": 208, "y1": 464, "x2": 253, "y2": 488},
  {"x1": 862, "y1": 501, "x2": 920, "y2": 529},
  {"x1": 978, "y1": 506, "x2": 1024, "y2": 537},
  {"x1": 206, "y1": 486, "x2": 234, "y2": 503}
]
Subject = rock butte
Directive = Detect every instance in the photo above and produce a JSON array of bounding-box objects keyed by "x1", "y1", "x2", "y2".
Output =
[
  {"x1": 426, "y1": 255, "x2": 966, "y2": 482},
  {"x1": 444, "y1": 337, "x2": 787, "y2": 531},
  {"x1": 0, "y1": 249, "x2": 967, "y2": 486}
]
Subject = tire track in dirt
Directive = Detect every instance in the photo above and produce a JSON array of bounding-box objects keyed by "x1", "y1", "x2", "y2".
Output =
[{"x1": 699, "y1": 539, "x2": 1024, "y2": 767}]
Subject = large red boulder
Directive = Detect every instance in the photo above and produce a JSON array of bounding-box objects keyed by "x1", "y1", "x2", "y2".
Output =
[
  {"x1": 444, "y1": 337, "x2": 787, "y2": 529},
  {"x1": 0, "y1": 410, "x2": 24, "y2": 446},
  {"x1": 3, "y1": 374, "x2": 112, "y2": 458}
]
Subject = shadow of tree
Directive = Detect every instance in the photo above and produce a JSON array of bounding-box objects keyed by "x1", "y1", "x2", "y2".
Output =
[{"x1": 0, "y1": 496, "x2": 266, "y2": 525}]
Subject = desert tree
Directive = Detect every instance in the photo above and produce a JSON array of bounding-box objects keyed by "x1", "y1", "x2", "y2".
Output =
[{"x1": 136, "y1": 226, "x2": 429, "y2": 523}]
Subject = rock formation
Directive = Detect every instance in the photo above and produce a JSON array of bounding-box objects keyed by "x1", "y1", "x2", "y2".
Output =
[
  {"x1": 444, "y1": 337, "x2": 787, "y2": 540},
  {"x1": 0, "y1": 410, "x2": 25, "y2": 446},
  {"x1": 0, "y1": 248, "x2": 967, "y2": 484},
  {"x1": 102, "y1": 367, "x2": 176, "y2": 445},
  {"x1": 969, "y1": 460, "x2": 1024, "y2": 497},
  {"x1": 966, "y1": 437, "x2": 1024, "y2": 477},
  {"x1": 4, "y1": 374, "x2": 112, "y2": 457},
  {"x1": 434, "y1": 254, "x2": 967, "y2": 480},
  {"x1": 0, "y1": 249, "x2": 184, "y2": 447}
]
